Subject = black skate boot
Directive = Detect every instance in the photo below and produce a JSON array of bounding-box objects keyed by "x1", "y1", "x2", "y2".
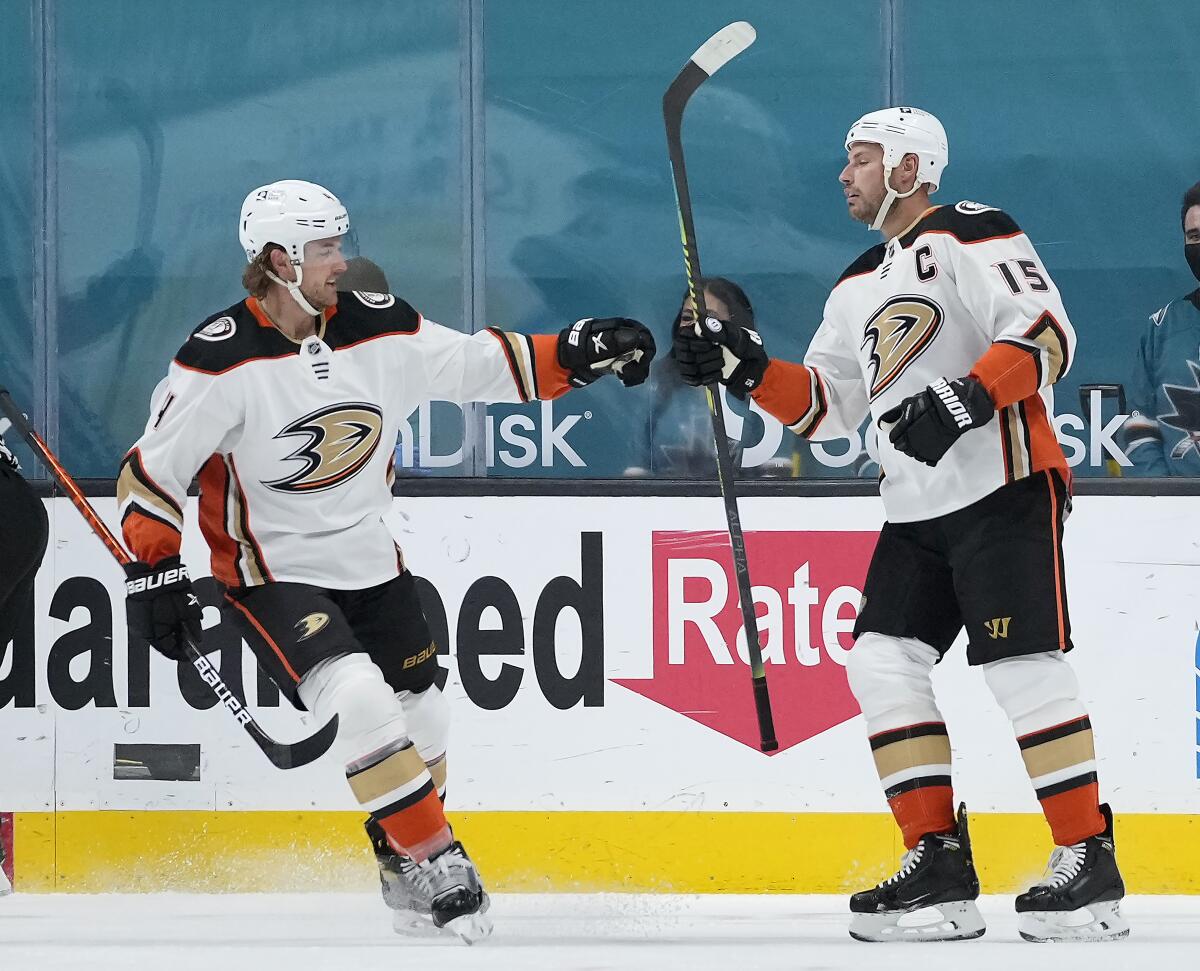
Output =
[
  {"x1": 411, "y1": 840, "x2": 492, "y2": 944},
  {"x1": 366, "y1": 820, "x2": 492, "y2": 943},
  {"x1": 1016, "y1": 803, "x2": 1128, "y2": 942},
  {"x1": 849, "y1": 803, "x2": 985, "y2": 942}
]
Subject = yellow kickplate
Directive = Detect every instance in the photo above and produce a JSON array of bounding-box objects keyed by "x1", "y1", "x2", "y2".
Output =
[{"x1": 12, "y1": 810, "x2": 1197, "y2": 894}]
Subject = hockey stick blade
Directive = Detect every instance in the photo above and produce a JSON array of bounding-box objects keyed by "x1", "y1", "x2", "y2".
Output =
[
  {"x1": 0, "y1": 388, "x2": 339, "y2": 770},
  {"x1": 690, "y1": 21, "x2": 756, "y2": 77},
  {"x1": 662, "y1": 26, "x2": 778, "y2": 753}
]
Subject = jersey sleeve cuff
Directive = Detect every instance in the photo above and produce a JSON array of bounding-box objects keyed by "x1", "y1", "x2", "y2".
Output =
[
  {"x1": 969, "y1": 341, "x2": 1040, "y2": 410},
  {"x1": 751, "y1": 359, "x2": 828, "y2": 436},
  {"x1": 528, "y1": 333, "x2": 571, "y2": 400},
  {"x1": 121, "y1": 508, "x2": 183, "y2": 565}
]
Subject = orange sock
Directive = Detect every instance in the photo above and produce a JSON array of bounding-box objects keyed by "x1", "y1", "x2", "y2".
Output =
[
  {"x1": 1017, "y1": 716, "x2": 1104, "y2": 845},
  {"x1": 870, "y1": 722, "x2": 955, "y2": 849}
]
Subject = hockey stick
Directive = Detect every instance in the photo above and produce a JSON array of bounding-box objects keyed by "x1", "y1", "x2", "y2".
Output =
[
  {"x1": 663, "y1": 23, "x2": 777, "y2": 753},
  {"x1": 0, "y1": 389, "x2": 339, "y2": 770}
]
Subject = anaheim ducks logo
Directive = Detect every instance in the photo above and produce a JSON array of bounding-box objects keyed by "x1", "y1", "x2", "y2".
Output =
[
  {"x1": 294, "y1": 612, "x2": 330, "y2": 642},
  {"x1": 264, "y1": 402, "x2": 384, "y2": 494},
  {"x1": 860, "y1": 295, "x2": 944, "y2": 399}
]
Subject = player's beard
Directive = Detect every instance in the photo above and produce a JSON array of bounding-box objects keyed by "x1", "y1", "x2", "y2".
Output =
[
  {"x1": 300, "y1": 278, "x2": 339, "y2": 311},
  {"x1": 848, "y1": 185, "x2": 886, "y2": 226}
]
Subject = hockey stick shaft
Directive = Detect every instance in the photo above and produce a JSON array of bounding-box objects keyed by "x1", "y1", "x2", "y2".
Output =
[
  {"x1": 0, "y1": 389, "x2": 339, "y2": 769},
  {"x1": 663, "y1": 23, "x2": 777, "y2": 752}
]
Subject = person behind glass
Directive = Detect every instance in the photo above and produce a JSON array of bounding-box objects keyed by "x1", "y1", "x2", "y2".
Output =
[
  {"x1": 674, "y1": 107, "x2": 1125, "y2": 944},
  {"x1": 116, "y1": 181, "x2": 654, "y2": 942},
  {"x1": 642, "y1": 277, "x2": 756, "y2": 476},
  {"x1": 0, "y1": 432, "x2": 50, "y2": 896},
  {"x1": 1124, "y1": 181, "x2": 1200, "y2": 475}
]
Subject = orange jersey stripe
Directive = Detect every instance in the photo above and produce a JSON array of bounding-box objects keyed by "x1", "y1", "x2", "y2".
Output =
[
  {"x1": 1045, "y1": 471, "x2": 1067, "y2": 651},
  {"x1": 198, "y1": 456, "x2": 241, "y2": 587},
  {"x1": 1023, "y1": 394, "x2": 1068, "y2": 480}
]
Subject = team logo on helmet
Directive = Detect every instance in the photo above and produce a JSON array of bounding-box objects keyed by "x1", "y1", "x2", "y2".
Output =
[
  {"x1": 195, "y1": 316, "x2": 237, "y2": 342},
  {"x1": 353, "y1": 290, "x2": 396, "y2": 309},
  {"x1": 861, "y1": 295, "x2": 944, "y2": 400},
  {"x1": 263, "y1": 402, "x2": 384, "y2": 494},
  {"x1": 294, "y1": 612, "x2": 331, "y2": 642}
]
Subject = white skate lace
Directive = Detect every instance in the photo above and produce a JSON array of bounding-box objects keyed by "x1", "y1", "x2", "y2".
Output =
[
  {"x1": 411, "y1": 846, "x2": 475, "y2": 899},
  {"x1": 882, "y1": 843, "x2": 924, "y2": 886},
  {"x1": 1038, "y1": 843, "x2": 1086, "y2": 888}
]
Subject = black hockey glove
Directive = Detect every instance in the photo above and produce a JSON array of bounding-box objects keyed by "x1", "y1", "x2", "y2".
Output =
[
  {"x1": 879, "y1": 376, "x2": 995, "y2": 467},
  {"x1": 675, "y1": 316, "x2": 768, "y2": 400},
  {"x1": 557, "y1": 317, "x2": 657, "y2": 388},
  {"x1": 124, "y1": 555, "x2": 203, "y2": 661}
]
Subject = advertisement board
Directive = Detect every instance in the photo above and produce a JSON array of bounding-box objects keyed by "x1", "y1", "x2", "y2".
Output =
[{"x1": 2, "y1": 494, "x2": 1197, "y2": 892}]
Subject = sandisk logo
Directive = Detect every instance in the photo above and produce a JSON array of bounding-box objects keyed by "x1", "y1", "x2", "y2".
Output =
[
  {"x1": 932, "y1": 377, "x2": 972, "y2": 429},
  {"x1": 125, "y1": 566, "x2": 190, "y2": 595}
]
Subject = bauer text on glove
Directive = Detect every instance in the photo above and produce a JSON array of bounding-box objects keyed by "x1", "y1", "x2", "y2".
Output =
[{"x1": 124, "y1": 555, "x2": 203, "y2": 661}]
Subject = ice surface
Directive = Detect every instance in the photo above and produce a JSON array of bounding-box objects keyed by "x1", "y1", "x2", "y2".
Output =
[{"x1": 1, "y1": 892, "x2": 1195, "y2": 970}]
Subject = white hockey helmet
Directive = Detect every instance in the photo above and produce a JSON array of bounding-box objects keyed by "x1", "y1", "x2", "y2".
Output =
[
  {"x1": 239, "y1": 180, "x2": 350, "y2": 315},
  {"x1": 845, "y1": 107, "x2": 948, "y2": 230}
]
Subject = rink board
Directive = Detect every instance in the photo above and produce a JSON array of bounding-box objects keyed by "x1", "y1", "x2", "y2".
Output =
[
  {"x1": 8, "y1": 809, "x2": 1200, "y2": 895},
  {"x1": 1, "y1": 494, "x2": 1197, "y2": 892}
]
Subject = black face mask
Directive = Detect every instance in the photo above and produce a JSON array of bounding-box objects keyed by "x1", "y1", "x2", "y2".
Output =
[{"x1": 1187, "y1": 242, "x2": 1200, "y2": 283}]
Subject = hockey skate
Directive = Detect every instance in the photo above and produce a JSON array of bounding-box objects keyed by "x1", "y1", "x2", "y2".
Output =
[
  {"x1": 1016, "y1": 803, "x2": 1128, "y2": 943},
  {"x1": 410, "y1": 841, "x2": 492, "y2": 944},
  {"x1": 0, "y1": 841, "x2": 10, "y2": 896},
  {"x1": 367, "y1": 818, "x2": 442, "y2": 939},
  {"x1": 366, "y1": 820, "x2": 491, "y2": 944},
  {"x1": 849, "y1": 803, "x2": 985, "y2": 942}
]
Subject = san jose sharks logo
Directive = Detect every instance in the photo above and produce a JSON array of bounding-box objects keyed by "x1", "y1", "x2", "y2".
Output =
[{"x1": 1161, "y1": 360, "x2": 1200, "y2": 459}]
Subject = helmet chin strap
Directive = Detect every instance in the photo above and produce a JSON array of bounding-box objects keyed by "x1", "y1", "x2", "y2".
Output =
[
  {"x1": 869, "y1": 165, "x2": 922, "y2": 233},
  {"x1": 266, "y1": 261, "x2": 322, "y2": 317}
]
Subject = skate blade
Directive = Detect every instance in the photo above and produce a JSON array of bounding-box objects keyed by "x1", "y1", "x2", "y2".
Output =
[
  {"x1": 850, "y1": 900, "x2": 986, "y2": 943},
  {"x1": 444, "y1": 910, "x2": 493, "y2": 945},
  {"x1": 391, "y1": 909, "x2": 451, "y2": 940},
  {"x1": 1018, "y1": 900, "x2": 1129, "y2": 943}
]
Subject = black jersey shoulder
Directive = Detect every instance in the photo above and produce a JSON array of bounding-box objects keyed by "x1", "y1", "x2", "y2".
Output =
[
  {"x1": 326, "y1": 291, "x2": 422, "y2": 350},
  {"x1": 173, "y1": 300, "x2": 299, "y2": 375},
  {"x1": 900, "y1": 202, "x2": 1023, "y2": 248},
  {"x1": 834, "y1": 243, "x2": 887, "y2": 287}
]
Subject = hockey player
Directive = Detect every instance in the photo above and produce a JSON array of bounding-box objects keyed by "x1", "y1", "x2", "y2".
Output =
[
  {"x1": 674, "y1": 108, "x2": 1126, "y2": 943},
  {"x1": 1125, "y1": 180, "x2": 1200, "y2": 474},
  {"x1": 118, "y1": 180, "x2": 655, "y2": 943},
  {"x1": 0, "y1": 431, "x2": 49, "y2": 897}
]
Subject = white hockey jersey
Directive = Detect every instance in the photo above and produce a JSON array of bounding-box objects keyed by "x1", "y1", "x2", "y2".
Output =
[
  {"x1": 752, "y1": 202, "x2": 1075, "y2": 522},
  {"x1": 119, "y1": 291, "x2": 569, "y2": 589}
]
